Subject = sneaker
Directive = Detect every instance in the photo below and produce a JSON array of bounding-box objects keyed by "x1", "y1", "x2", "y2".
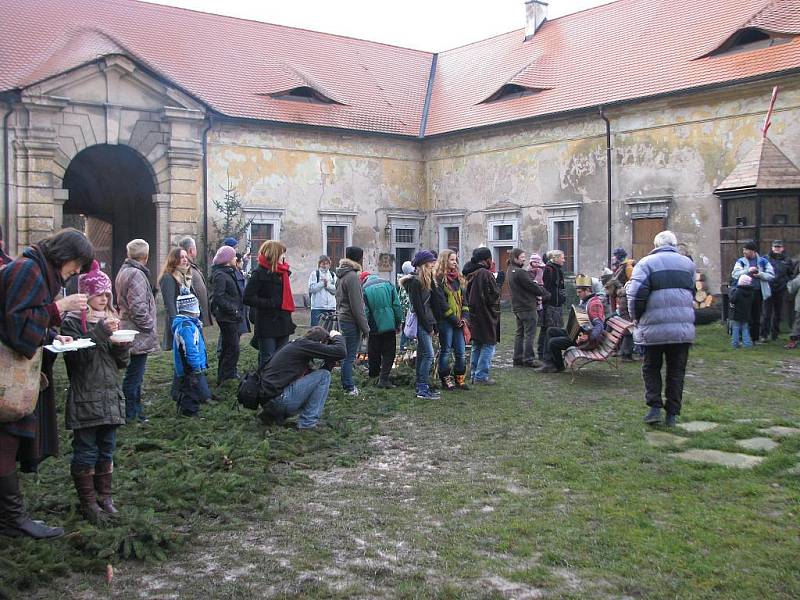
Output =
[
  {"x1": 643, "y1": 406, "x2": 663, "y2": 425},
  {"x1": 785, "y1": 340, "x2": 798, "y2": 350},
  {"x1": 416, "y1": 383, "x2": 440, "y2": 399},
  {"x1": 345, "y1": 387, "x2": 360, "y2": 396},
  {"x1": 665, "y1": 414, "x2": 678, "y2": 427}
]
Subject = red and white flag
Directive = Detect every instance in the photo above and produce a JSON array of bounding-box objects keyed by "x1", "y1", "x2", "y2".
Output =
[{"x1": 762, "y1": 86, "x2": 779, "y2": 137}]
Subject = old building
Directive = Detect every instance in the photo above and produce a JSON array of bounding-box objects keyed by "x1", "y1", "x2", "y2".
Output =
[{"x1": 1, "y1": 0, "x2": 799, "y2": 293}]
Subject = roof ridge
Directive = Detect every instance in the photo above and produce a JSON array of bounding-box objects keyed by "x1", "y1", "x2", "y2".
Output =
[{"x1": 132, "y1": 0, "x2": 434, "y2": 55}]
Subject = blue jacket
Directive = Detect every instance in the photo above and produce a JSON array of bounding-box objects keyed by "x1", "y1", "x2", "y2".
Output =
[
  {"x1": 171, "y1": 315, "x2": 207, "y2": 377},
  {"x1": 627, "y1": 246, "x2": 695, "y2": 346},
  {"x1": 731, "y1": 254, "x2": 775, "y2": 300}
]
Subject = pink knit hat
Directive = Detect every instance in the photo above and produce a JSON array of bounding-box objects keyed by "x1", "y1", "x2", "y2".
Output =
[
  {"x1": 213, "y1": 245, "x2": 237, "y2": 266},
  {"x1": 737, "y1": 274, "x2": 753, "y2": 287},
  {"x1": 529, "y1": 253, "x2": 545, "y2": 268},
  {"x1": 78, "y1": 260, "x2": 112, "y2": 298}
]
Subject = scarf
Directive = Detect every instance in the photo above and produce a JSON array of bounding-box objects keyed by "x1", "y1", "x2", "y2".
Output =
[
  {"x1": 173, "y1": 265, "x2": 193, "y2": 290},
  {"x1": 258, "y1": 255, "x2": 295, "y2": 312},
  {"x1": 66, "y1": 302, "x2": 118, "y2": 334}
]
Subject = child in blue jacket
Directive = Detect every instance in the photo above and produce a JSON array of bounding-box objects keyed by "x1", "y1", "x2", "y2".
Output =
[{"x1": 171, "y1": 288, "x2": 210, "y2": 416}]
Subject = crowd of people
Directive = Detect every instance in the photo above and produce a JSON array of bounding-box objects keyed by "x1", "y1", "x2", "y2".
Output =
[{"x1": 0, "y1": 224, "x2": 798, "y2": 538}]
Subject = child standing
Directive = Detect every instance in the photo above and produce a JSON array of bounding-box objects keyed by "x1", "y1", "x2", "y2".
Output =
[
  {"x1": 61, "y1": 261, "x2": 130, "y2": 523},
  {"x1": 730, "y1": 274, "x2": 755, "y2": 348},
  {"x1": 172, "y1": 288, "x2": 211, "y2": 416}
]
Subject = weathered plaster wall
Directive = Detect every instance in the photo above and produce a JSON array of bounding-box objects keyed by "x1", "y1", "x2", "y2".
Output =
[
  {"x1": 208, "y1": 123, "x2": 426, "y2": 287},
  {"x1": 423, "y1": 75, "x2": 800, "y2": 292}
]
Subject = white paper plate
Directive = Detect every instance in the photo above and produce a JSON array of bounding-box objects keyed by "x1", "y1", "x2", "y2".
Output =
[
  {"x1": 45, "y1": 338, "x2": 96, "y2": 353},
  {"x1": 110, "y1": 329, "x2": 139, "y2": 343}
]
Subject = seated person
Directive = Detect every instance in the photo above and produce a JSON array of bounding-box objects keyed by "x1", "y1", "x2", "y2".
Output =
[
  {"x1": 172, "y1": 288, "x2": 211, "y2": 417},
  {"x1": 536, "y1": 274, "x2": 606, "y2": 373},
  {"x1": 257, "y1": 326, "x2": 347, "y2": 431}
]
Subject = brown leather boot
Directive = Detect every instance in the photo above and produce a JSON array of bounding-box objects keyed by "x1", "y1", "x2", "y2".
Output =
[
  {"x1": 454, "y1": 374, "x2": 470, "y2": 390},
  {"x1": 94, "y1": 461, "x2": 119, "y2": 517},
  {"x1": 71, "y1": 465, "x2": 107, "y2": 524},
  {"x1": 0, "y1": 471, "x2": 64, "y2": 539}
]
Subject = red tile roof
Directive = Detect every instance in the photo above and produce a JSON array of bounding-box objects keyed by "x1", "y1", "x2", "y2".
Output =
[{"x1": 1, "y1": 0, "x2": 799, "y2": 138}]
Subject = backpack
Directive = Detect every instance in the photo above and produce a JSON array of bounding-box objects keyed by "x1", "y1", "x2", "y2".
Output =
[{"x1": 237, "y1": 371, "x2": 262, "y2": 410}]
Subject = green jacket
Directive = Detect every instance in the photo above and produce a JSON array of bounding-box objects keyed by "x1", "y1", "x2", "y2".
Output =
[
  {"x1": 61, "y1": 317, "x2": 130, "y2": 430},
  {"x1": 362, "y1": 275, "x2": 403, "y2": 334},
  {"x1": 436, "y1": 275, "x2": 469, "y2": 325}
]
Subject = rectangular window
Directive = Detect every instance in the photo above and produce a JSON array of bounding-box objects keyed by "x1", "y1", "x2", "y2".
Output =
[
  {"x1": 556, "y1": 221, "x2": 575, "y2": 273},
  {"x1": 493, "y1": 224, "x2": 514, "y2": 241},
  {"x1": 326, "y1": 225, "x2": 346, "y2": 266},
  {"x1": 395, "y1": 228, "x2": 415, "y2": 244},
  {"x1": 250, "y1": 222, "x2": 274, "y2": 271},
  {"x1": 445, "y1": 227, "x2": 460, "y2": 253}
]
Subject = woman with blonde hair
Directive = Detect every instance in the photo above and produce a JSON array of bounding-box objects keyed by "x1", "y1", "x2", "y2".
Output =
[
  {"x1": 405, "y1": 250, "x2": 443, "y2": 399},
  {"x1": 159, "y1": 246, "x2": 193, "y2": 350},
  {"x1": 244, "y1": 240, "x2": 296, "y2": 367},
  {"x1": 434, "y1": 250, "x2": 469, "y2": 390}
]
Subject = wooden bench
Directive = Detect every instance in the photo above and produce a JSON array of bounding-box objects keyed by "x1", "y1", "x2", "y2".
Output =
[{"x1": 563, "y1": 316, "x2": 633, "y2": 381}]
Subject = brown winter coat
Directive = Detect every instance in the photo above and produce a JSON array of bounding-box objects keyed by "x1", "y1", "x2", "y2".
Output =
[
  {"x1": 466, "y1": 266, "x2": 500, "y2": 345},
  {"x1": 114, "y1": 259, "x2": 160, "y2": 355}
]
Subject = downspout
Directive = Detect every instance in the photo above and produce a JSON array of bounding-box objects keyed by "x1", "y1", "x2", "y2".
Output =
[
  {"x1": 201, "y1": 114, "x2": 213, "y2": 271},
  {"x1": 599, "y1": 107, "x2": 612, "y2": 268},
  {"x1": 2, "y1": 94, "x2": 19, "y2": 245}
]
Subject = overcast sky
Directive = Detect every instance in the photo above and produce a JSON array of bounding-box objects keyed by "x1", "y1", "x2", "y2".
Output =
[{"x1": 141, "y1": 0, "x2": 617, "y2": 51}]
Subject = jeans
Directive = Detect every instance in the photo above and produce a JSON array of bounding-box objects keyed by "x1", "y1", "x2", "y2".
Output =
[
  {"x1": 339, "y1": 321, "x2": 361, "y2": 391},
  {"x1": 731, "y1": 320, "x2": 753, "y2": 347},
  {"x1": 367, "y1": 331, "x2": 397, "y2": 379},
  {"x1": 175, "y1": 371, "x2": 211, "y2": 416},
  {"x1": 513, "y1": 310, "x2": 538, "y2": 364},
  {"x1": 470, "y1": 340, "x2": 496, "y2": 382},
  {"x1": 438, "y1": 320, "x2": 466, "y2": 375},
  {"x1": 271, "y1": 368, "x2": 331, "y2": 428},
  {"x1": 217, "y1": 321, "x2": 241, "y2": 383},
  {"x1": 761, "y1": 289, "x2": 785, "y2": 339},
  {"x1": 416, "y1": 327, "x2": 435, "y2": 386},
  {"x1": 71, "y1": 425, "x2": 117, "y2": 468},
  {"x1": 258, "y1": 335, "x2": 289, "y2": 368},
  {"x1": 310, "y1": 309, "x2": 334, "y2": 327},
  {"x1": 543, "y1": 327, "x2": 571, "y2": 371},
  {"x1": 122, "y1": 353, "x2": 148, "y2": 422},
  {"x1": 642, "y1": 343, "x2": 691, "y2": 416}
]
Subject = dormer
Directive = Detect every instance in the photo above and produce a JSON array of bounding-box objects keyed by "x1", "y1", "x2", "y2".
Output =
[
  {"x1": 269, "y1": 86, "x2": 342, "y2": 105},
  {"x1": 705, "y1": 27, "x2": 793, "y2": 57},
  {"x1": 479, "y1": 83, "x2": 548, "y2": 104}
]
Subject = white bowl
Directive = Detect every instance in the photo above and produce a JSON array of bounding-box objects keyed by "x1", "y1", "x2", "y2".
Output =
[{"x1": 110, "y1": 329, "x2": 139, "y2": 343}]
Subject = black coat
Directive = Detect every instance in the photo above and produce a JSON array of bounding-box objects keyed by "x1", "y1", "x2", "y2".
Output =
[
  {"x1": 768, "y1": 252, "x2": 794, "y2": 293},
  {"x1": 729, "y1": 285, "x2": 755, "y2": 322},
  {"x1": 210, "y1": 264, "x2": 243, "y2": 324},
  {"x1": 243, "y1": 266, "x2": 296, "y2": 339},
  {"x1": 542, "y1": 262, "x2": 566, "y2": 307}
]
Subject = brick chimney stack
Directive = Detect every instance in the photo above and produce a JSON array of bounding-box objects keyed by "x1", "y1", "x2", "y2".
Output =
[{"x1": 524, "y1": 0, "x2": 548, "y2": 41}]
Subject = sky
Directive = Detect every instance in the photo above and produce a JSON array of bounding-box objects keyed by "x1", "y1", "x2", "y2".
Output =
[{"x1": 141, "y1": 0, "x2": 617, "y2": 51}]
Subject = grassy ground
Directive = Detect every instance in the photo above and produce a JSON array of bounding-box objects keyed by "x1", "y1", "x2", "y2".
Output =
[{"x1": 2, "y1": 311, "x2": 799, "y2": 599}]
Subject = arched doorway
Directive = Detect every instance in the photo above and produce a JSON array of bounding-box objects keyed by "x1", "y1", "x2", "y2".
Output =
[{"x1": 62, "y1": 144, "x2": 158, "y2": 281}]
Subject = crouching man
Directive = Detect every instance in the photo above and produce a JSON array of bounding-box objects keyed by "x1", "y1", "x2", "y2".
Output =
[{"x1": 257, "y1": 326, "x2": 347, "y2": 431}]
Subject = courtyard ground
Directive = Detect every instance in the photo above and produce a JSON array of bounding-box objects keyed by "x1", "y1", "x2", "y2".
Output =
[{"x1": 2, "y1": 310, "x2": 799, "y2": 599}]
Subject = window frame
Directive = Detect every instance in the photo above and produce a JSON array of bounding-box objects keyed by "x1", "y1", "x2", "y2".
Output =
[
  {"x1": 544, "y1": 202, "x2": 581, "y2": 275},
  {"x1": 319, "y1": 210, "x2": 357, "y2": 266}
]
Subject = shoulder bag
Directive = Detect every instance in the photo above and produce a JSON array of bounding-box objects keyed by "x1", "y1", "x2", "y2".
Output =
[{"x1": 0, "y1": 344, "x2": 44, "y2": 422}]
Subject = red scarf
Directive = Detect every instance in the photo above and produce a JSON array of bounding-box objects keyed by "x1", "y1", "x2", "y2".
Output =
[{"x1": 258, "y1": 255, "x2": 295, "y2": 312}]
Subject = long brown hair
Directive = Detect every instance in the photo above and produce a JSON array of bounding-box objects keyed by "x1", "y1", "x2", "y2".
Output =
[
  {"x1": 416, "y1": 261, "x2": 436, "y2": 291},
  {"x1": 435, "y1": 250, "x2": 465, "y2": 287},
  {"x1": 160, "y1": 247, "x2": 186, "y2": 279},
  {"x1": 258, "y1": 240, "x2": 287, "y2": 272}
]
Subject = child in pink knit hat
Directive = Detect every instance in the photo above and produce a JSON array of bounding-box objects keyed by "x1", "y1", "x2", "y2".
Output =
[
  {"x1": 61, "y1": 260, "x2": 130, "y2": 523},
  {"x1": 729, "y1": 274, "x2": 755, "y2": 348}
]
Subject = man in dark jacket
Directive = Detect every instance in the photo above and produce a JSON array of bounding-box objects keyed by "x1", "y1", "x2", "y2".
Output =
[
  {"x1": 210, "y1": 246, "x2": 244, "y2": 384},
  {"x1": 507, "y1": 248, "x2": 550, "y2": 367},
  {"x1": 628, "y1": 230, "x2": 695, "y2": 427},
  {"x1": 762, "y1": 240, "x2": 794, "y2": 341},
  {"x1": 463, "y1": 247, "x2": 500, "y2": 385},
  {"x1": 335, "y1": 246, "x2": 370, "y2": 396},
  {"x1": 258, "y1": 327, "x2": 347, "y2": 431}
]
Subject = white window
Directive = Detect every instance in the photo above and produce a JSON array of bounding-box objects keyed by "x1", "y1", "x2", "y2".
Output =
[
  {"x1": 544, "y1": 202, "x2": 581, "y2": 274},
  {"x1": 435, "y1": 209, "x2": 466, "y2": 259},
  {"x1": 387, "y1": 214, "x2": 424, "y2": 276},
  {"x1": 486, "y1": 211, "x2": 520, "y2": 267},
  {"x1": 319, "y1": 210, "x2": 356, "y2": 266},
  {"x1": 242, "y1": 207, "x2": 283, "y2": 272}
]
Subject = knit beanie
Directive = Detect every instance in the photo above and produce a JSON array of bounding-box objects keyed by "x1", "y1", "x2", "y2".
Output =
[
  {"x1": 472, "y1": 247, "x2": 492, "y2": 264},
  {"x1": 176, "y1": 286, "x2": 200, "y2": 315},
  {"x1": 737, "y1": 274, "x2": 753, "y2": 287},
  {"x1": 223, "y1": 237, "x2": 238, "y2": 248},
  {"x1": 359, "y1": 271, "x2": 371, "y2": 284},
  {"x1": 78, "y1": 260, "x2": 112, "y2": 298},
  {"x1": 411, "y1": 250, "x2": 436, "y2": 267},
  {"x1": 213, "y1": 245, "x2": 237, "y2": 266},
  {"x1": 345, "y1": 246, "x2": 364, "y2": 264},
  {"x1": 528, "y1": 253, "x2": 545, "y2": 268},
  {"x1": 401, "y1": 261, "x2": 415, "y2": 275}
]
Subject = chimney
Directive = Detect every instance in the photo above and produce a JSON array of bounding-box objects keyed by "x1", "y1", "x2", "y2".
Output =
[{"x1": 524, "y1": 0, "x2": 548, "y2": 40}]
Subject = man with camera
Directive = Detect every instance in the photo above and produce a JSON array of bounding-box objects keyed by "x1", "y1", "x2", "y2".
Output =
[
  {"x1": 535, "y1": 274, "x2": 606, "y2": 373},
  {"x1": 255, "y1": 326, "x2": 347, "y2": 431}
]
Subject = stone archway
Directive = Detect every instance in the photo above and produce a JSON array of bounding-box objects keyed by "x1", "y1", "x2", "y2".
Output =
[{"x1": 62, "y1": 144, "x2": 158, "y2": 280}]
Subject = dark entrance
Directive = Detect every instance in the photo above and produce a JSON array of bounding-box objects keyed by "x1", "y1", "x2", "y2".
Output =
[{"x1": 62, "y1": 144, "x2": 157, "y2": 282}]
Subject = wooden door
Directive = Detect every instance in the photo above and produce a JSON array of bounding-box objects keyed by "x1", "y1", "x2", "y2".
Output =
[
  {"x1": 632, "y1": 218, "x2": 666, "y2": 260},
  {"x1": 495, "y1": 246, "x2": 512, "y2": 299}
]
